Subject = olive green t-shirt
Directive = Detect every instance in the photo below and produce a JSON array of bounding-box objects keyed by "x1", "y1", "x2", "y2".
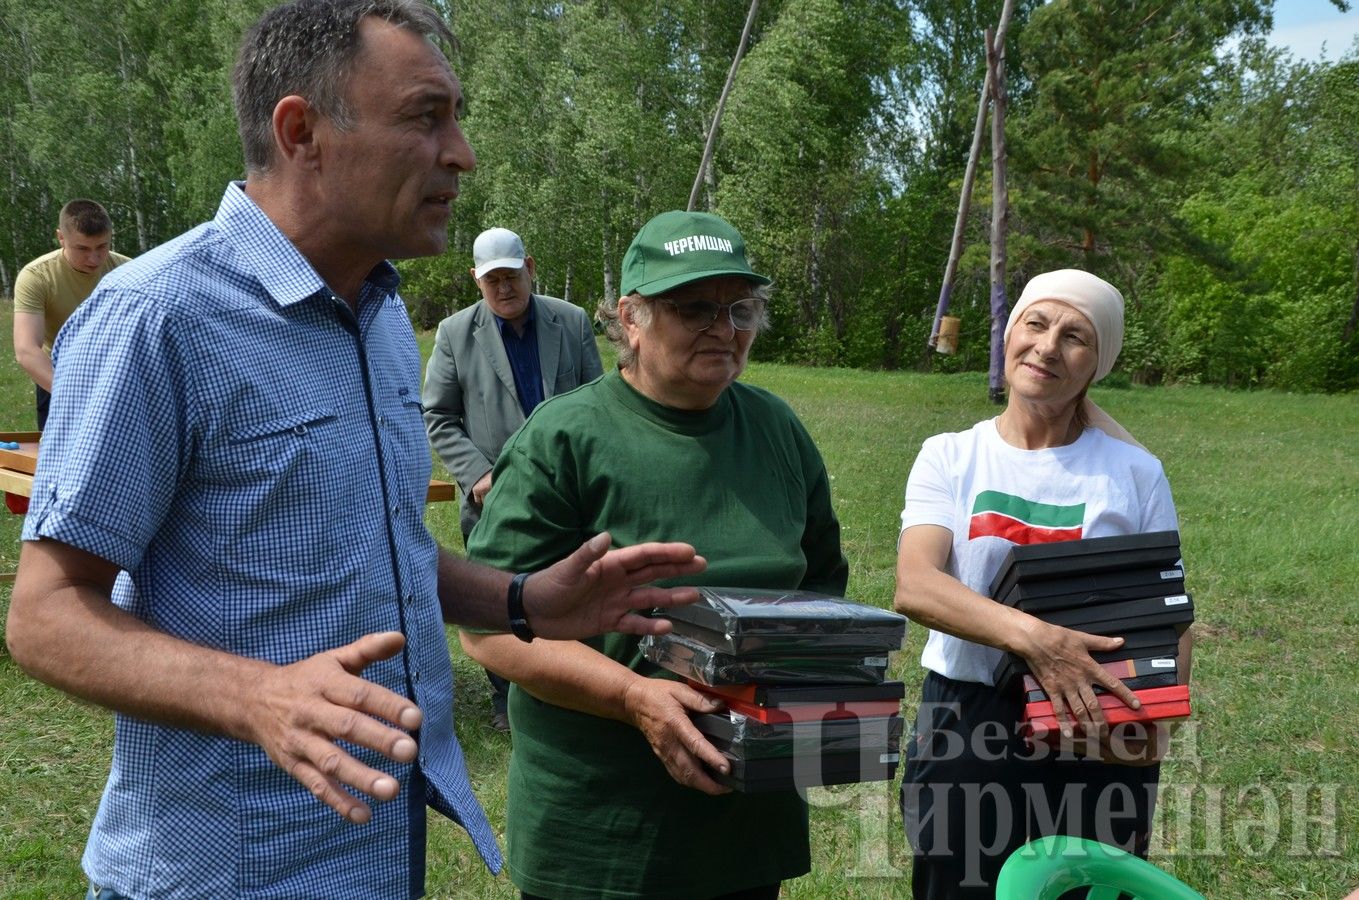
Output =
[
  {"x1": 468, "y1": 370, "x2": 849, "y2": 900},
  {"x1": 13, "y1": 248, "x2": 131, "y2": 350}
]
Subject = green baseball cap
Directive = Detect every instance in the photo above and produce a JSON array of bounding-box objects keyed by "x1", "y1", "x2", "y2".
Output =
[{"x1": 620, "y1": 210, "x2": 771, "y2": 297}]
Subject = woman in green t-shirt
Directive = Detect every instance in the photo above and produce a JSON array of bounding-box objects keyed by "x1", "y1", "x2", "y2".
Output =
[{"x1": 463, "y1": 210, "x2": 849, "y2": 900}]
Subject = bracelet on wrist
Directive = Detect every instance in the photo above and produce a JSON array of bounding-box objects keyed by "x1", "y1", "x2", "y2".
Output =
[{"x1": 507, "y1": 571, "x2": 535, "y2": 642}]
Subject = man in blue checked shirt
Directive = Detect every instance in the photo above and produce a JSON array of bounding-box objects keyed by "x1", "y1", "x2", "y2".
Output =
[{"x1": 3, "y1": 1, "x2": 705, "y2": 897}]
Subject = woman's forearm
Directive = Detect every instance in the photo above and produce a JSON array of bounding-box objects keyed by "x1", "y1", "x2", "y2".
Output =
[{"x1": 460, "y1": 631, "x2": 641, "y2": 723}]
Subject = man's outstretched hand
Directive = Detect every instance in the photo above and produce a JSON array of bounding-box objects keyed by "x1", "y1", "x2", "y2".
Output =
[
  {"x1": 249, "y1": 631, "x2": 423, "y2": 824},
  {"x1": 524, "y1": 533, "x2": 706, "y2": 639},
  {"x1": 9, "y1": 540, "x2": 424, "y2": 826}
]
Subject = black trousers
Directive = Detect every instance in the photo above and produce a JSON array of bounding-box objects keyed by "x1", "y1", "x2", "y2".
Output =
[
  {"x1": 901, "y1": 671, "x2": 1160, "y2": 899},
  {"x1": 463, "y1": 525, "x2": 511, "y2": 716},
  {"x1": 36, "y1": 384, "x2": 50, "y2": 431}
]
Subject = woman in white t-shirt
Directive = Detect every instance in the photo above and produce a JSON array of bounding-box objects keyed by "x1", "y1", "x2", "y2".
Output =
[{"x1": 894, "y1": 269, "x2": 1191, "y2": 899}]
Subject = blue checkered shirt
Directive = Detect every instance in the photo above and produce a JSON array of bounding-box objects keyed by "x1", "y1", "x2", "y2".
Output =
[{"x1": 24, "y1": 183, "x2": 502, "y2": 897}]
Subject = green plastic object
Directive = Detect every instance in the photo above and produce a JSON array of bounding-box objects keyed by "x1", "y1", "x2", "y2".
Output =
[{"x1": 996, "y1": 835, "x2": 1204, "y2": 900}]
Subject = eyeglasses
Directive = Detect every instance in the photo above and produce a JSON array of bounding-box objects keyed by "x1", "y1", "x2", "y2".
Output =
[{"x1": 655, "y1": 297, "x2": 766, "y2": 333}]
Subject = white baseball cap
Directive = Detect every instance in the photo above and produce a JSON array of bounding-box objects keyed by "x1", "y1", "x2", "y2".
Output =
[{"x1": 472, "y1": 227, "x2": 526, "y2": 279}]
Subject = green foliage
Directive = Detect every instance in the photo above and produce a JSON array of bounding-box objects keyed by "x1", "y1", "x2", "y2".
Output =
[
  {"x1": 0, "y1": 0, "x2": 1354, "y2": 393},
  {"x1": 1154, "y1": 254, "x2": 1275, "y2": 388},
  {"x1": 397, "y1": 255, "x2": 475, "y2": 329},
  {"x1": 1126, "y1": 46, "x2": 1359, "y2": 391},
  {"x1": 446, "y1": 0, "x2": 757, "y2": 309},
  {"x1": 1009, "y1": 0, "x2": 1271, "y2": 271},
  {"x1": 0, "y1": 0, "x2": 264, "y2": 275},
  {"x1": 715, "y1": 0, "x2": 902, "y2": 365}
]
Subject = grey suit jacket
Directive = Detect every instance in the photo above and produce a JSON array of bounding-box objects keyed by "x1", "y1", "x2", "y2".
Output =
[{"x1": 422, "y1": 293, "x2": 603, "y2": 534}]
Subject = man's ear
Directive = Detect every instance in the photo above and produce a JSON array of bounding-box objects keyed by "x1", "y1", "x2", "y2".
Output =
[
  {"x1": 523, "y1": 256, "x2": 536, "y2": 280},
  {"x1": 271, "y1": 95, "x2": 321, "y2": 170},
  {"x1": 55, "y1": 228, "x2": 65, "y2": 249}
]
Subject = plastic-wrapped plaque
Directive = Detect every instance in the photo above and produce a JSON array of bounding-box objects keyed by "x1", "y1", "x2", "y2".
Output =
[
  {"x1": 693, "y1": 691, "x2": 903, "y2": 724},
  {"x1": 712, "y1": 748, "x2": 900, "y2": 792},
  {"x1": 653, "y1": 587, "x2": 906, "y2": 656},
  {"x1": 693, "y1": 711, "x2": 903, "y2": 760},
  {"x1": 694, "y1": 680, "x2": 906, "y2": 707},
  {"x1": 641, "y1": 632, "x2": 890, "y2": 685}
]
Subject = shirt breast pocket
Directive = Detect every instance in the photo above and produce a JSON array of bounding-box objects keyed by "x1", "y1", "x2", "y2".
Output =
[
  {"x1": 210, "y1": 406, "x2": 341, "y2": 484},
  {"x1": 390, "y1": 389, "x2": 433, "y2": 477}
]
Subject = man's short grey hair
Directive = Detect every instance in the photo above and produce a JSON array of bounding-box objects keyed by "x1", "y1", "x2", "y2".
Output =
[
  {"x1": 595, "y1": 282, "x2": 772, "y2": 370},
  {"x1": 232, "y1": 0, "x2": 455, "y2": 174}
]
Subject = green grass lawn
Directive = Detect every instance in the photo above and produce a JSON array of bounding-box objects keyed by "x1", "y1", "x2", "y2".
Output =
[{"x1": 1, "y1": 302, "x2": 1357, "y2": 897}]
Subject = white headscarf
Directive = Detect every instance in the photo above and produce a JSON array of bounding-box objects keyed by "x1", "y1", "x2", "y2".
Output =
[{"x1": 1005, "y1": 269, "x2": 1145, "y2": 450}]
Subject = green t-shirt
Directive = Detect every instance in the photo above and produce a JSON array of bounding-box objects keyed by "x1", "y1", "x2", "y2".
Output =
[
  {"x1": 467, "y1": 369, "x2": 849, "y2": 899},
  {"x1": 13, "y1": 248, "x2": 131, "y2": 350}
]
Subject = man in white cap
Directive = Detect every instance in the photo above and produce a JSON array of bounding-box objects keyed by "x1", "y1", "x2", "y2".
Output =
[{"x1": 423, "y1": 227, "x2": 603, "y2": 730}]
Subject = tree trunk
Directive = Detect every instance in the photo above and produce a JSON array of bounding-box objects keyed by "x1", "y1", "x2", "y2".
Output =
[
  {"x1": 1081, "y1": 147, "x2": 1101, "y2": 253},
  {"x1": 117, "y1": 34, "x2": 149, "y2": 252},
  {"x1": 701, "y1": 139, "x2": 719, "y2": 209},
  {"x1": 987, "y1": 23, "x2": 1011, "y2": 405},
  {"x1": 4, "y1": 138, "x2": 19, "y2": 296},
  {"x1": 601, "y1": 229, "x2": 615, "y2": 304},
  {"x1": 1344, "y1": 235, "x2": 1359, "y2": 343},
  {"x1": 809, "y1": 201, "x2": 832, "y2": 337}
]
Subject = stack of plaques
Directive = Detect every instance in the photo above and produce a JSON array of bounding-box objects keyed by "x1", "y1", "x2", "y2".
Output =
[
  {"x1": 985, "y1": 531, "x2": 1193, "y2": 738},
  {"x1": 642, "y1": 587, "x2": 907, "y2": 792}
]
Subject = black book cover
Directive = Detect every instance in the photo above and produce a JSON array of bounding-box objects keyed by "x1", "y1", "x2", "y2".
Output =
[
  {"x1": 992, "y1": 626, "x2": 1183, "y2": 685},
  {"x1": 1002, "y1": 566, "x2": 1186, "y2": 612},
  {"x1": 1041, "y1": 594, "x2": 1195, "y2": 629},
  {"x1": 665, "y1": 616, "x2": 901, "y2": 656},
  {"x1": 712, "y1": 750, "x2": 900, "y2": 792},
  {"x1": 988, "y1": 531, "x2": 1182, "y2": 601}
]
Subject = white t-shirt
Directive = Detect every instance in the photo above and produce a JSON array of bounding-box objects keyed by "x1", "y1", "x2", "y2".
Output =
[{"x1": 899, "y1": 418, "x2": 1179, "y2": 684}]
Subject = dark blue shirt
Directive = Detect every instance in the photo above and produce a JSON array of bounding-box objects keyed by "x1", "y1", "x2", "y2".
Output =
[{"x1": 495, "y1": 297, "x2": 545, "y2": 416}]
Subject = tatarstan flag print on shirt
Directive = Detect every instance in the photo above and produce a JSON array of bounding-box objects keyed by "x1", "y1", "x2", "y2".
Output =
[{"x1": 968, "y1": 490, "x2": 1085, "y2": 544}]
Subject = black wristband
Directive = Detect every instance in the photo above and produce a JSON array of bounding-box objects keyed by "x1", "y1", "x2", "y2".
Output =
[{"x1": 507, "y1": 572, "x2": 535, "y2": 642}]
